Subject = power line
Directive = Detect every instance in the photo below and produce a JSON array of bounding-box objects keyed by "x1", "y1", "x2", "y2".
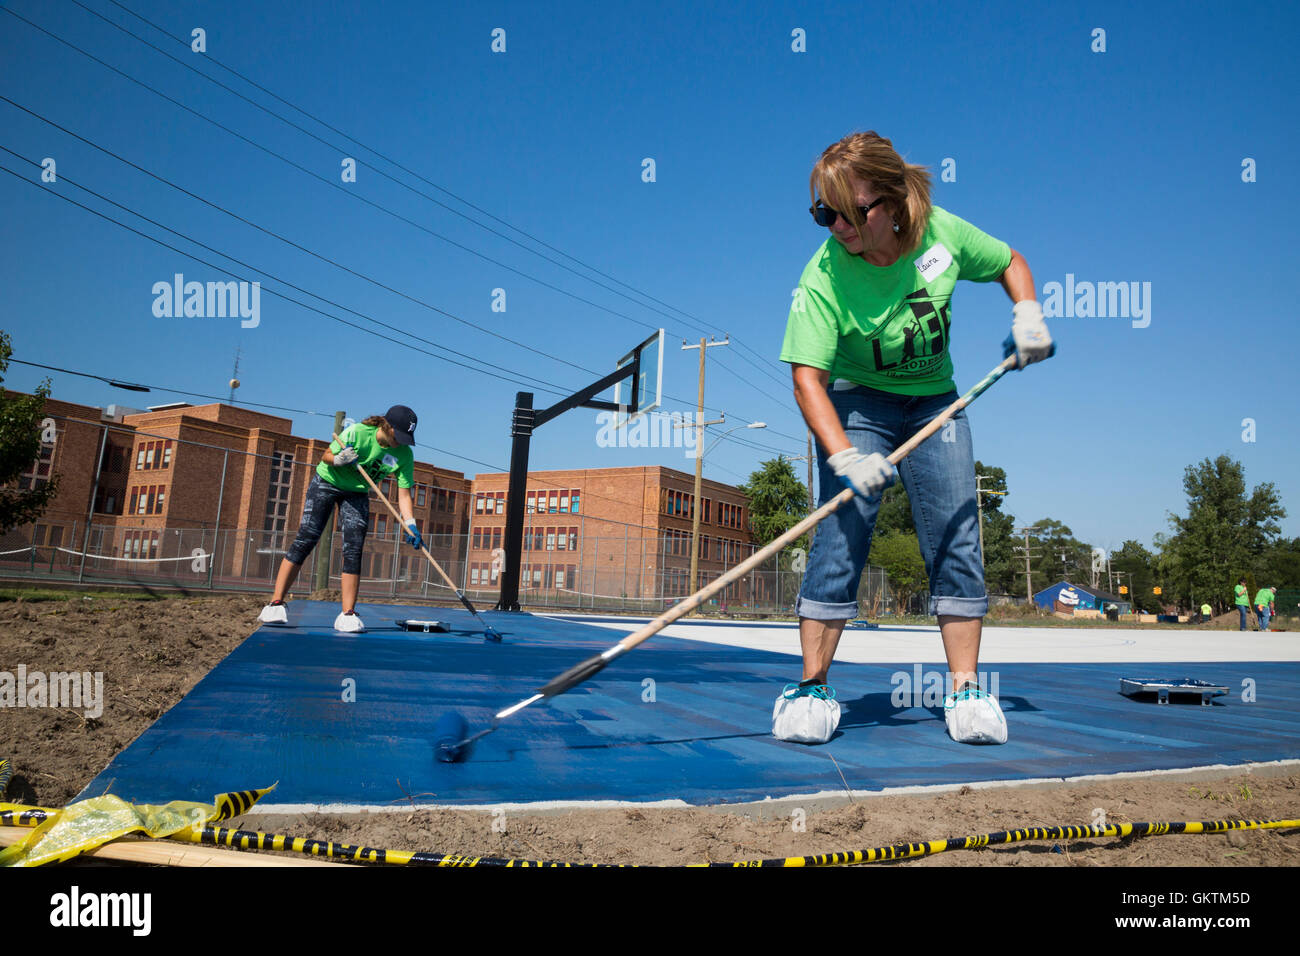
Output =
[
  {"x1": 0, "y1": 95, "x2": 605, "y2": 382},
  {"x1": 0, "y1": 160, "x2": 574, "y2": 396},
  {"x1": 10, "y1": 1, "x2": 797, "y2": 406},
  {"x1": 93, "y1": 0, "x2": 795, "y2": 385}
]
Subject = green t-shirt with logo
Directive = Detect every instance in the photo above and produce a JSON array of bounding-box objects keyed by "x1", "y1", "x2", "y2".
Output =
[
  {"x1": 1235, "y1": 584, "x2": 1249, "y2": 606},
  {"x1": 1253, "y1": 588, "x2": 1274, "y2": 607},
  {"x1": 1201, "y1": 604, "x2": 1212, "y2": 616},
  {"x1": 316, "y1": 422, "x2": 415, "y2": 493},
  {"x1": 780, "y1": 206, "x2": 1012, "y2": 395}
]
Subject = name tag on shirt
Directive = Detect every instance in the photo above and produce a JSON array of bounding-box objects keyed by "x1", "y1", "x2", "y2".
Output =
[
  {"x1": 914, "y1": 243, "x2": 953, "y2": 282},
  {"x1": 381, "y1": 454, "x2": 398, "y2": 470}
]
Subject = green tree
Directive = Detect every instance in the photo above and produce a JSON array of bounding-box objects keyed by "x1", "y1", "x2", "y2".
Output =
[
  {"x1": 1257, "y1": 537, "x2": 1300, "y2": 590},
  {"x1": 1026, "y1": 517, "x2": 1093, "y2": 590},
  {"x1": 0, "y1": 332, "x2": 59, "y2": 534},
  {"x1": 740, "y1": 458, "x2": 810, "y2": 551},
  {"x1": 873, "y1": 483, "x2": 913, "y2": 536},
  {"x1": 869, "y1": 530, "x2": 929, "y2": 613},
  {"x1": 1160, "y1": 455, "x2": 1285, "y2": 610}
]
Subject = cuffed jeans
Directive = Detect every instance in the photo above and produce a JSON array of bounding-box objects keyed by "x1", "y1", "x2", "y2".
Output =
[
  {"x1": 797, "y1": 384, "x2": 987, "y2": 621},
  {"x1": 1238, "y1": 605, "x2": 1248, "y2": 630}
]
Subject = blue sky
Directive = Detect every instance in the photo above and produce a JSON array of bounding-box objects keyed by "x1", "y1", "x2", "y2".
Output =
[{"x1": 1, "y1": 0, "x2": 1297, "y2": 554}]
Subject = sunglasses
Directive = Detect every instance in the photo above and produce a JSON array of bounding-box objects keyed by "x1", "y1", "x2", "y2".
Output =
[{"x1": 809, "y1": 195, "x2": 886, "y2": 227}]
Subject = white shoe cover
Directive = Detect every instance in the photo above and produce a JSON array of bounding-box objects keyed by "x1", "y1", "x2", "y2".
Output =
[
  {"x1": 333, "y1": 610, "x2": 365, "y2": 633},
  {"x1": 944, "y1": 685, "x2": 1008, "y2": 744},
  {"x1": 772, "y1": 684, "x2": 841, "y2": 744},
  {"x1": 258, "y1": 603, "x2": 288, "y2": 624}
]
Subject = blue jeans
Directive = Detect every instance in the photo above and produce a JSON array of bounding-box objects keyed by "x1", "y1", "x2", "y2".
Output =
[
  {"x1": 797, "y1": 384, "x2": 987, "y2": 620},
  {"x1": 1257, "y1": 606, "x2": 1271, "y2": 631},
  {"x1": 1238, "y1": 605, "x2": 1248, "y2": 630}
]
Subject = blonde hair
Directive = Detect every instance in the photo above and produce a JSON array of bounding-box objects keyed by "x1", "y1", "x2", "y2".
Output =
[{"x1": 810, "y1": 131, "x2": 933, "y2": 257}]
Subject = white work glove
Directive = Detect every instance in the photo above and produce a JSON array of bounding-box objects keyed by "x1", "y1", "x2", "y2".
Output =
[
  {"x1": 332, "y1": 444, "x2": 358, "y2": 467},
  {"x1": 1002, "y1": 300, "x2": 1055, "y2": 369},
  {"x1": 828, "y1": 448, "x2": 897, "y2": 501}
]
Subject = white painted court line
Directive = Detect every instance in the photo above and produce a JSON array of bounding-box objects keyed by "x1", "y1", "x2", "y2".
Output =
[{"x1": 540, "y1": 614, "x2": 1300, "y2": 664}]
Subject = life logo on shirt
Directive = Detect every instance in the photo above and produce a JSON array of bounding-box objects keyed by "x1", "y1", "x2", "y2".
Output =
[
  {"x1": 868, "y1": 289, "x2": 952, "y2": 375},
  {"x1": 364, "y1": 454, "x2": 400, "y2": 481}
]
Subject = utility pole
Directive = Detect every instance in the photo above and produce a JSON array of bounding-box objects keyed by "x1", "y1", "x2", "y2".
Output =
[
  {"x1": 678, "y1": 336, "x2": 729, "y2": 607},
  {"x1": 974, "y1": 475, "x2": 1006, "y2": 568},
  {"x1": 1013, "y1": 527, "x2": 1041, "y2": 602},
  {"x1": 780, "y1": 429, "x2": 817, "y2": 515}
]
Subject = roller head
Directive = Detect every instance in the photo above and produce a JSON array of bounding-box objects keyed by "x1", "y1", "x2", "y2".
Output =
[
  {"x1": 433, "y1": 711, "x2": 469, "y2": 763},
  {"x1": 484, "y1": 626, "x2": 503, "y2": 643}
]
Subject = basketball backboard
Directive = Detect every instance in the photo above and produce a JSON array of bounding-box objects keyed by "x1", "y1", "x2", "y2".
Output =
[{"x1": 612, "y1": 328, "x2": 664, "y2": 427}]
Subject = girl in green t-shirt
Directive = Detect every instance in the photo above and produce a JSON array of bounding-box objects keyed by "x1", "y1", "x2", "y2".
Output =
[{"x1": 259, "y1": 405, "x2": 421, "y2": 632}]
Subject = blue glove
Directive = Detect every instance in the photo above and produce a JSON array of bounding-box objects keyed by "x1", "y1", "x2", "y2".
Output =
[{"x1": 403, "y1": 519, "x2": 424, "y2": 551}]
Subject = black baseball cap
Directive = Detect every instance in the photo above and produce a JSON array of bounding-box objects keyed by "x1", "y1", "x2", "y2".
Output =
[{"x1": 384, "y1": 405, "x2": 417, "y2": 445}]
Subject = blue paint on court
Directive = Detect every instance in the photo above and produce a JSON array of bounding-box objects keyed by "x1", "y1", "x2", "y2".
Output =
[{"x1": 78, "y1": 603, "x2": 1300, "y2": 807}]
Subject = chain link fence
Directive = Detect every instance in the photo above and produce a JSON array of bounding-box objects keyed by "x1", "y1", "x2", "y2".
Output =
[
  {"x1": 0, "y1": 520, "x2": 915, "y2": 618},
  {"x1": 3, "y1": 414, "x2": 920, "y2": 617}
]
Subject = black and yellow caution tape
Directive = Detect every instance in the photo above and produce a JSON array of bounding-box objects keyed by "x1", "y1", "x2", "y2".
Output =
[
  {"x1": 0, "y1": 759, "x2": 11, "y2": 799},
  {"x1": 0, "y1": 786, "x2": 276, "y2": 867},
  {"x1": 3, "y1": 804, "x2": 1295, "y2": 867}
]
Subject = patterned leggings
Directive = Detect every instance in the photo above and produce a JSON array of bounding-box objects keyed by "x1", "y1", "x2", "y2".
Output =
[{"x1": 285, "y1": 474, "x2": 370, "y2": 574}]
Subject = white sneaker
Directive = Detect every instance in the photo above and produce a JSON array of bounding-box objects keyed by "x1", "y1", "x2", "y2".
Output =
[
  {"x1": 944, "y1": 682, "x2": 1008, "y2": 744},
  {"x1": 333, "y1": 610, "x2": 365, "y2": 633},
  {"x1": 258, "y1": 602, "x2": 288, "y2": 625}
]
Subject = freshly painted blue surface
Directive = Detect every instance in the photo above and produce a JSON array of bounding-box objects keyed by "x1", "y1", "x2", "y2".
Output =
[{"x1": 78, "y1": 603, "x2": 1300, "y2": 807}]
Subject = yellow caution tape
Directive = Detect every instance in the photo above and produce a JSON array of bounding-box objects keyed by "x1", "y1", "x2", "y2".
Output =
[
  {"x1": 3, "y1": 801, "x2": 1295, "y2": 867},
  {"x1": 0, "y1": 786, "x2": 274, "y2": 867}
]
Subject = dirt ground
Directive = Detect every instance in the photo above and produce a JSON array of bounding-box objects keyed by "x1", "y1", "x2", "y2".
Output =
[{"x1": 2, "y1": 590, "x2": 1298, "y2": 867}]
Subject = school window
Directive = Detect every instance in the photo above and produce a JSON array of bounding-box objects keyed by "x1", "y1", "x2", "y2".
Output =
[
  {"x1": 701, "y1": 536, "x2": 709, "y2": 560},
  {"x1": 545, "y1": 493, "x2": 555, "y2": 513},
  {"x1": 555, "y1": 567, "x2": 566, "y2": 589},
  {"x1": 492, "y1": 528, "x2": 502, "y2": 551},
  {"x1": 496, "y1": 492, "x2": 506, "y2": 515},
  {"x1": 571, "y1": 489, "x2": 580, "y2": 514},
  {"x1": 546, "y1": 530, "x2": 556, "y2": 551},
  {"x1": 559, "y1": 492, "x2": 569, "y2": 513},
  {"x1": 532, "y1": 528, "x2": 544, "y2": 551},
  {"x1": 162, "y1": 440, "x2": 172, "y2": 467},
  {"x1": 703, "y1": 499, "x2": 711, "y2": 523},
  {"x1": 470, "y1": 566, "x2": 480, "y2": 586},
  {"x1": 472, "y1": 529, "x2": 482, "y2": 550},
  {"x1": 447, "y1": 491, "x2": 456, "y2": 513},
  {"x1": 526, "y1": 491, "x2": 536, "y2": 514},
  {"x1": 136, "y1": 447, "x2": 146, "y2": 469},
  {"x1": 155, "y1": 487, "x2": 165, "y2": 513},
  {"x1": 475, "y1": 494, "x2": 485, "y2": 514},
  {"x1": 417, "y1": 485, "x2": 427, "y2": 508},
  {"x1": 568, "y1": 528, "x2": 578, "y2": 551}
]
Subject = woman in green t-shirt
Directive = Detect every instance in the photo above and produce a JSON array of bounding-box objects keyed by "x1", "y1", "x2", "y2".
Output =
[
  {"x1": 259, "y1": 405, "x2": 421, "y2": 633},
  {"x1": 779, "y1": 132, "x2": 1054, "y2": 745}
]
